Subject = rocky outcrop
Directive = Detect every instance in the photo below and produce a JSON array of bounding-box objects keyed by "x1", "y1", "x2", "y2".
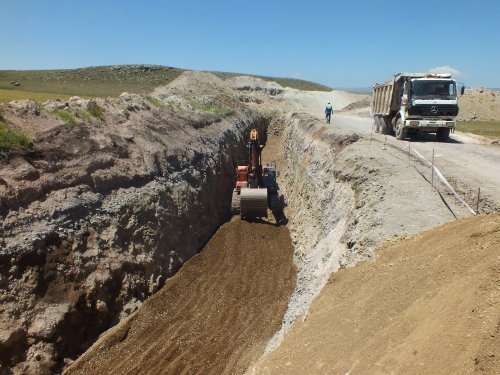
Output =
[
  {"x1": 0, "y1": 72, "x2": 268, "y2": 373},
  {"x1": 225, "y1": 76, "x2": 285, "y2": 96}
]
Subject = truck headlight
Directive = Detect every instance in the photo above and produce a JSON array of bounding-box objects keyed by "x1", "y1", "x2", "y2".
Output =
[{"x1": 446, "y1": 122, "x2": 455, "y2": 127}]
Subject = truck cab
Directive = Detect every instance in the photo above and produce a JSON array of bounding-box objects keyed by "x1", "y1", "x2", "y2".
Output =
[{"x1": 372, "y1": 73, "x2": 463, "y2": 142}]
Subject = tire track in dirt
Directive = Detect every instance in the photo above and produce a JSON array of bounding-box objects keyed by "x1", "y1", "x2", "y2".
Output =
[{"x1": 64, "y1": 219, "x2": 296, "y2": 375}]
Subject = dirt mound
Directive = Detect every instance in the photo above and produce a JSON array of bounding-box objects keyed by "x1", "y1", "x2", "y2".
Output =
[
  {"x1": 64, "y1": 219, "x2": 296, "y2": 375},
  {"x1": 216, "y1": 74, "x2": 365, "y2": 117},
  {"x1": 252, "y1": 213, "x2": 500, "y2": 375},
  {"x1": 457, "y1": 88, "x2": 500, "y2": 121},
  {"x1": 336, "y1": 95, "x2": 372, "y2": 118},
  {"x1": 225, "y1": 76, "x2": 284, "y2": 95},
  {"x1": 337, "y1": 95, "x2": 371, "y2": 112}
]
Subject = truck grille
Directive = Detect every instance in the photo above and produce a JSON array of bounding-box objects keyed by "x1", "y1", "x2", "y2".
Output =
[{"x1": 408, "y1": 104, "x2": 459, "y2": 117}]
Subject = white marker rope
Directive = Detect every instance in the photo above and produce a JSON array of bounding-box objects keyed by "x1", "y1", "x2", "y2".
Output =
[{"x1": 410, "y1": 147, "x2": 477, "y2": 215}]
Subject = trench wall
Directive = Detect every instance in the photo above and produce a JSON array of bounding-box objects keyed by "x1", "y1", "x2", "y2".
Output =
[
  {"x1": 275, "y1": 114, "x2": 356, "y2": 329},
  {"x1": 262, "y1": 110, "x2": 465, "y2": 355},
  {"x1": 251, "y1": 110, "x2": 488, "y2": 372},
  {"x1": 0, "y1": 103, "x2": 268, "y2": 373}
]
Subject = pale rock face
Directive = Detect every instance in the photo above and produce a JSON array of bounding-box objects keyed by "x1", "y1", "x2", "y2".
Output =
[
  {"x1": 0, "y1": 71, "x2": 264, "y2": 373},
  {"x1": 8, "y1": 100, "x2": 40, "y2": 116},
  {"x1": 43, "y1": 100, "x2": 68, "y2": 112},
  {"x1": 28, "y1": 304, "x2": 70, "y2": 340},
  {"x1": 14, "y1": 342, "x2": 56, "y2": 375}
]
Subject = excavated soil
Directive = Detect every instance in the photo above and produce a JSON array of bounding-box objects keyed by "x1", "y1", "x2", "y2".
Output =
[
  {"x1": 252, "y1": 213, "x2": 500, "y2": 375},
  {"x1": 64, "y1": 219, "x2": 296, "y2": 375}
]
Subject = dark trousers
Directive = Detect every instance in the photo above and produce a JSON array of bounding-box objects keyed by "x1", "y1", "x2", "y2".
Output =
[{"x1": 325, "y1": 112, "x2": 332, "y2": 123}]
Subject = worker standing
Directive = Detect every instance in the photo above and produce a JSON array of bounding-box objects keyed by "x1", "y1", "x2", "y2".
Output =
[{"x1": 325, "y1": 101, "x2": 333, "y2": 123}]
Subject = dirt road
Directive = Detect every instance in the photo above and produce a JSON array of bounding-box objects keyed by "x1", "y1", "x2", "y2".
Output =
[
  {"x1": 64, "y1": 219, "x2": 295, "y2": 375},
  {"x1": 333, "y1": 114, "x2": 500, "y2": 210}
]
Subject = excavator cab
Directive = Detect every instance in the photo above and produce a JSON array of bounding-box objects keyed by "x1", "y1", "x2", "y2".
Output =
[
  {"x1": 231, "y1": 129, "x2": 279, "y2": 219},
  {"x1": 262, "y1": 164, "x2": 277, "y2": 193}
]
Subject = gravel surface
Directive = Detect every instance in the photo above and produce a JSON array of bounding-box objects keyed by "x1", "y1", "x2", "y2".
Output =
[
  {"x1": 334, "y1": 113, "x2": 500, "y2": 211},
  {"x1": 64, "y1": 219, "x2": 295, "y2": 375}
]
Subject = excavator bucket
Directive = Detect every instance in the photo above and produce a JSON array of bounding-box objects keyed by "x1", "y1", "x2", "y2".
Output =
[{"x1": 240, "y1": 188, "x2": 268, "y2": 218}]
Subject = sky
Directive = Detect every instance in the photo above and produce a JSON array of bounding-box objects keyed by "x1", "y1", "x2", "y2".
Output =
[{"x1": 1, "y1": 0, "x2": 499, "y2": 88}]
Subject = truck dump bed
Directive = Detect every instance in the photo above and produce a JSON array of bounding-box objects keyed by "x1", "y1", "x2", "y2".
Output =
[{"x1": 372, "y1": 81, "x2": 395, "y2": 116}]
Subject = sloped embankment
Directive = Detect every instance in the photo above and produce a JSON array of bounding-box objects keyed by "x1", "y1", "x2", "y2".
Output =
[
  {"x1": 253, "y1": 213, "x2": 500, "y2": 375},
  {"x1": 0, "y1": 72, "x2": 268, "y2": 373},
  {"x1": 259, "y1": 109, "x2": 476, "y2": 354},
  {"x1": 64, "y1": 219, "x2": 296, "y2": 375}
]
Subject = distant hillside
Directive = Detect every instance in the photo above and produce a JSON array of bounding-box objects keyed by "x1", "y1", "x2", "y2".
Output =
[
  {"x1": 0, "y1": 65, "x2": 184, "y2": 102},
  {"x1": 212, "y1": 72, "x2": 332, "y2": 92},
  {"x1": 337, "y1": 87, "x2": 372, "y2": 94},
  {"x1": 0, "y1": 65, "x2": 331, "y2": 103}
]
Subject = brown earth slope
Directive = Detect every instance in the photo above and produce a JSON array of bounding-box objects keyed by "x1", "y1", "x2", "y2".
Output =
[
  {"x1": 457, "y1": 88, "x2": 500, "y2": 121},
  {"x1": 252, "y1": 213, "x2": 500, "y2": 375},
  {"x1": 64, "y1": 219, "x2": 296, "y2": 375}
]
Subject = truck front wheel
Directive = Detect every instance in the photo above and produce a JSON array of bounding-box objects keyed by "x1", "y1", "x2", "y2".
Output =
[
  {"x1": 395, "y1": 118, "x2": 406, "y2": 140},
  {"x1": 436, "y1": 128, "x2": 450, "y2": 142}
]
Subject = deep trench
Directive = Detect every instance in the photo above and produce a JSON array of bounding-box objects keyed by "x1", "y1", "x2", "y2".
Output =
[
  {"x1": 77, "y1": 112, "x2": 359, "y2": 373},
  {"x1": 61, "y1": 117, "x2": 273, "y2": 373},
  {"x1": 3, "y1": 112, "x2": 361, "y2": 374}
]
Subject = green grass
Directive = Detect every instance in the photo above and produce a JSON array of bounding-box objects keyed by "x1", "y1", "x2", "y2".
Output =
[
  {"x1": 0, "y1": 88, "x2": 73, "y2": 103},
  {"x1": 262, "y1": 77, "x2": 331, "y2": 91},
  {"x1": 456, "y1": 121, "x2": 500, "y2": 139},
  {"x1": 0, "y1": 66, "x2": 183, "y2": 103},
  {"x1": 0, "y1": 65, "x2": 331, "y2": 104},
  {"x1": 52, "y1": 105, "x2": 104, "y2": 124},
  {"x1": 87, "y1": 102, "x2": 104, "y2": 119},
  {"x1": 167, "y1": 100, "x2": 182, "y2": 111},
  {"x1": 78, "y1": 110, "x2": 93, "y2": 121},
  {"x1": 187, "y1": 98, "x2": 234, "y2": 116},
  {"x1": 0, "y1": 121, "x2": 30, "y2": 148},
  {"x1": 145, "y1": 95, "x2": 167, "y2": 109},
  {"x1": 52, "y1": 109, "x2": 78, "y2": 125}
]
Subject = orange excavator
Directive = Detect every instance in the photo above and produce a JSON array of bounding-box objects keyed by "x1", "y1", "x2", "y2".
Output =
[{"x1": 231, "y1": 128, "x2": 279, "y2": 218}]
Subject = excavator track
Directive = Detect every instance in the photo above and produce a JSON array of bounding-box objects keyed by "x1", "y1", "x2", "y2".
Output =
[{"x1": 240, "y1": 188, "x2": 268, "y2": 218}]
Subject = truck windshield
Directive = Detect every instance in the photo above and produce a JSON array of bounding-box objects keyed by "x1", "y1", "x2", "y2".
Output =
[{"x1": 411, "y1": 80, "x2": 457, "y2": 100}]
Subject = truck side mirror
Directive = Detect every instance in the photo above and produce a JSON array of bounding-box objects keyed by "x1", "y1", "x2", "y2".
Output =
[{"x1": 460, "y1": 86, "x2": 465, "y2": 95}]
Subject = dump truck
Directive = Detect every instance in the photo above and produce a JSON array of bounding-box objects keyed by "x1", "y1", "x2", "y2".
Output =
[
  {"x1": 372, "y1": 73, "x2": 464, "y2": 141},
  {"x1": 231, "y1": 129, "x2": 280, "y2": 218}
]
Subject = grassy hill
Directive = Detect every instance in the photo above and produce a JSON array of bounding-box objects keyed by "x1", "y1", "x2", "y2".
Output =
[
  {"x1": 211, "y1": 71, "x2": 332, "y2": 92},
  {"x1": 0, "y1": 65, "x2": 183, "y2": 102},
  {"x1": 0, "y1": 65, "x2": 332, "y2": 103}
]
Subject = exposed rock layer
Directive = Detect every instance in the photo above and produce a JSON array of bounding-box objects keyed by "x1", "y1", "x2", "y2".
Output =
[{"x1": 0, "y1": 73, "x2": 268, "y2": 373}]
